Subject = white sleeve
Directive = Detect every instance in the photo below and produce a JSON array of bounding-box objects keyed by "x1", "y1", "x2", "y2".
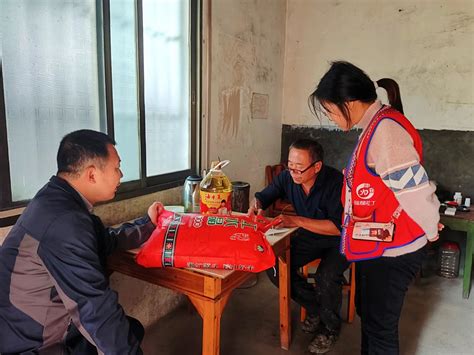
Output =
[{"x1": 367, "y1": 119, "x2": 440, "y2": 240}]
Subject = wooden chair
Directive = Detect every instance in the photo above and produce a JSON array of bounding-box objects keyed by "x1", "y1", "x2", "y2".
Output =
[
  {"x1": 300, "y1": 260, "x2": 356, "y2": 323},
  {"x1": 264, "y1": 164, "x2": 296, "y2": 217}
]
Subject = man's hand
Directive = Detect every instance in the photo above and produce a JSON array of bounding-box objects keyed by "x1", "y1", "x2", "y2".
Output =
[
  {"x1": 248, "y1": 198, "x2": 263, "y2": 219},
  {"x1": 147, "y1": 202, "x2": 164, "y2": 225},
  {"x1": 279, "y1": 214, "x2": 298, "y2": 228},
  {"x1": 278, "y1": 215, "x2": 340, "y2": 236}
]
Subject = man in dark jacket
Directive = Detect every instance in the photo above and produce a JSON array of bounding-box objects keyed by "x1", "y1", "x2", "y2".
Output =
[
  {"x1": 0, "y1": 130, "x2": 162, "y2": 354},
  {"x1": 248, "y1": 139, "x2": 349, "y2": 354}
]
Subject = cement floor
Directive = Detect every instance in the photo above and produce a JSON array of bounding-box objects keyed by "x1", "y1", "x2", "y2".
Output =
[{"x1": 142, "y1": 270, "x2": 474, "y2": 355}]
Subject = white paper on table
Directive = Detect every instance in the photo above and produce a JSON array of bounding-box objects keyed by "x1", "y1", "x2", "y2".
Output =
[
  {"x1": 444, "y1": 207, "x2": 456, "y2": 216},
  {"x1": 265, "y1": 227, "x2": 290, "y2": 236}
]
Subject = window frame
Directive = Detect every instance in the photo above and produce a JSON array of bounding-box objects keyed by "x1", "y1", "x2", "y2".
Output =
[{"x1": 0, "y1": 0, "x2": 201, "y2": 210}]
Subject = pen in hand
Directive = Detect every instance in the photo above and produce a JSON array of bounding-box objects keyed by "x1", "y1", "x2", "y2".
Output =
[{"x1": 253, "y1": 199, "x2": 261, "y2": 221}]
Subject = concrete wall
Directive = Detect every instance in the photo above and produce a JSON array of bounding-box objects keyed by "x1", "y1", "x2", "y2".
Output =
[
  {"x1": 206, "y1": 0, "x2": 287, "y2": 195},
  {"x1": 280, "y1": 0, "x2": 474, "y2": 200},
  {"x1": 282, "y1": 0, "x2": 474, "y2": 130}
]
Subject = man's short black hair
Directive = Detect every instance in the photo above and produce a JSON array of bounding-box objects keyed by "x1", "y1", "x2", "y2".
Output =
[
  {"x1": 289, "y1": 139, "x2": 324, "y2": 162},
  {"x1": 57, "y1": 129, "x2": 116, "y2": 176}
]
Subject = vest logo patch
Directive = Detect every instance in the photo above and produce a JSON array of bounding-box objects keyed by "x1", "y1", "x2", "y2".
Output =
[{"x1": 356, "y1": 183, "x2": 374, "y2": 200}]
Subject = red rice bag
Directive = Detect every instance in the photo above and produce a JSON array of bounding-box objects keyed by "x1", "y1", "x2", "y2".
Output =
[{"x1": 136, "y1": 210, "x2": 281, "y2": 272}]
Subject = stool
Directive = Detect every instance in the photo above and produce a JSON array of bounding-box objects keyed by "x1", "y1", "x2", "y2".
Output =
[{"x1": 300, "y1": 260, "x2": 356, "y2": 323}]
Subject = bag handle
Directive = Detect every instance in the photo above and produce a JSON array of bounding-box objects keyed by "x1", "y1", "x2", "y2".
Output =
[{"x1": 210, "y1": 160, "x2": 230, "y2": 171}]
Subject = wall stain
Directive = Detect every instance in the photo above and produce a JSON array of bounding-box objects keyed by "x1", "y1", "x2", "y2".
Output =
[
  {"x1": 232, "y1": 54, "x2": 245, "y2": 86},
  {"x1": 221, "y1": 87, "x2": 241, "y2": 137},
  {"x1": 443, "y1": 12, "x2": 474, "y2": 33},
  {"x1": 257, "y1": 64, "x2": 273, "y2": 83},
  {"x1": 217, "y1": 31, "x2": 258, "y2": 139},
  {"x1": 446, "y1": 101, "x2": 474, "y2": 105},
  {"x1": 396, "y1": 5, "x2": 417, "y2": 17}
]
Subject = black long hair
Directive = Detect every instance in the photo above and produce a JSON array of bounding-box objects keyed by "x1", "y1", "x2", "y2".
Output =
[{"x1": 309, "y1": 61, "x2": 404, "y2": 125}]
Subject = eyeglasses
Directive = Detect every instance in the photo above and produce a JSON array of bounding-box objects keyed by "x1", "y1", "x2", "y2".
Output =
[{"x1": 285, "y1": 160, "x2": 320, "y2": 175}]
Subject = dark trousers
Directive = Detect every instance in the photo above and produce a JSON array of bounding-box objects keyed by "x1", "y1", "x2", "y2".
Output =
[
  {"x1": 266, "y1": 232, "x2": 349, "y2": 332},
  {"x1": 65, "y1": 316, "x2": 144, "y2": 355},
  {"x1": 356, "y1": 247, "x2": 425, "y2": 355}
]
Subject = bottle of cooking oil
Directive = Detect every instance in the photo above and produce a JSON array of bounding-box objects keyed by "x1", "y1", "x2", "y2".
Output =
[{"x1": 199, "y1": 160, "x2": 232, "y2": 215}]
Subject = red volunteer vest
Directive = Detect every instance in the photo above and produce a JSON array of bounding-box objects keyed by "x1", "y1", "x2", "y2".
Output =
[{"x1": 341, "y1": 106, "x2": 426, "y2": 261}]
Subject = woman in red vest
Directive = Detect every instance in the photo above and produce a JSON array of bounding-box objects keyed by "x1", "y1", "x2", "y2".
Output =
[{"x1": 309, "y1": 61, "x2": 442, "y2": 355}]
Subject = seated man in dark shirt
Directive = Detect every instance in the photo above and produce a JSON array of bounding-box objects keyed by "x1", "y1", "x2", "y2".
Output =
[
  {"x1": 0, "y1": 130, "x2": 162, "y2": 354},
  {"x1": 248, "y1": 138, "x2": 349, "y2": 354}
]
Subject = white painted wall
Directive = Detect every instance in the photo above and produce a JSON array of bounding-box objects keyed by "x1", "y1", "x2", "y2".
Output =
[
  {"x1": 282, "y1": 0, "x2": 474, "y2": 131},
  {"x1": 207, "y1": 0, "x2": 287, "y2": 195}
]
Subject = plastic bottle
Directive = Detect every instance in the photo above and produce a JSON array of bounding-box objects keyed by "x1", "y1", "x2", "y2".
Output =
[
  {"x1": 199, "y1": 160, "x2": 233, "y2": 215},
  {"x1": 465, "y1": 197, "x2": 471, "y2": 208},
  {"x1": 453, "y1": 192, "x2": 462, "y2": 206},
  {"x1": 437, "y1": 242, "x2": 460, "y2": 278}
]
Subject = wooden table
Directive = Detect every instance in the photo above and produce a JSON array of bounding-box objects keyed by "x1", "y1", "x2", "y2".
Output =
[
  {"x1": 108, "y1": 227, "x2": 296, "y2": 355},
  {"x1": 440, "y1": 210, "x2": 474, "y2": 299}
]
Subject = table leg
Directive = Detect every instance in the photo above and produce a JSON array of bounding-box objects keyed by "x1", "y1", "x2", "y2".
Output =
[
  {"x1": 278, "y1": 247, "x2": 291, "y2": 350},
  {"x1": 463, "y1": 227, "x2": 474, "y2": 299},
  {"x1": 188, "y1": 294, "x2": 230, "y2": 355}
]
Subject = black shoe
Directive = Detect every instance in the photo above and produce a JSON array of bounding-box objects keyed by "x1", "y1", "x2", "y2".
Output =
[
  {"x1": 307, "y1": 325, "x2": 338, "y2": 354},
  {"x1": 301, "y1": 314, "x2": 320, "y2": 333}
]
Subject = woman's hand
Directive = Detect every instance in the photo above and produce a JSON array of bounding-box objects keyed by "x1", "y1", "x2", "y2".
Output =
[
  {"x1": 147, "y1": 202, "x2": 164, "y2": 225},
  {"x1": 429, "y1": 223, "x2": 445, "y2": 242}
]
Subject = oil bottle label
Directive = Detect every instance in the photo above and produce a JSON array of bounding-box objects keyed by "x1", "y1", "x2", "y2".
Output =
[{"x1": 200, "y1": 191, "x2": 232, "y2": 215}]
